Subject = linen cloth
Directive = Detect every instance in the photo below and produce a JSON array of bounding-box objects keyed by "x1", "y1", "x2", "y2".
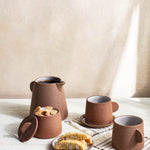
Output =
[{"x1": 66, "y1": 118, "x2": 150, "y2": 150}]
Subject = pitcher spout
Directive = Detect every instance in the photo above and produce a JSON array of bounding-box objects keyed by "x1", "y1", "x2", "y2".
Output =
[
  {"x1": 56, "y1": 81, "x2": 65, "y2": 90},
  {"x1": 56, "y1": 80, "x2": 65, "y2": 85}
]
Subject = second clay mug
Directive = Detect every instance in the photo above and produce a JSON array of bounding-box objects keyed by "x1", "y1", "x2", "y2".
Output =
[
  {"x1": 85, "y1": 95, "x2": 119, "y2": 125},
  {"x1": 112, "y1": 115, "x2": 144, "y2": 150}
]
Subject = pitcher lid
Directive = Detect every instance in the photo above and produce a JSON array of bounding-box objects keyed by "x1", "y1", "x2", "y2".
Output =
[{"x1": 18, "y1": 115, "x2": 38, "y2": 142}]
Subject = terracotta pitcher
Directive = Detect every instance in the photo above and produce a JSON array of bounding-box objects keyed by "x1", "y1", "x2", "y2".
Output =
[{"x1": 30, "y1": 76, "x2": 68, "y2": 120}]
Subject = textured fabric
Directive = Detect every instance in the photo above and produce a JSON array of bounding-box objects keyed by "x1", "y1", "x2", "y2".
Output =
[
  {"x1": 0, "y1": 0, "x2": 150, "y2": 98},
  {"x1": 66, "y1": 118, "x2": 150, "y2": 150}
]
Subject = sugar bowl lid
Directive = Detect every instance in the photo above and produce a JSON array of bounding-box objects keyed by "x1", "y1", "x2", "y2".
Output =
[{"x1": 18, "y1": 115, "x2": 38, "y2": 142}]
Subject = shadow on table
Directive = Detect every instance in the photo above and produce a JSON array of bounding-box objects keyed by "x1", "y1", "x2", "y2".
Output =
[
  {"x1": 0, "y1": 102, "x2": 29, "y2": 140},
  {"x1": 48, "y1": 143, "x2": 54, "y2": 150},
  {"x1": 0, "y1": 102, "x2": 29, "y2": 119},
  {"x1": 4, "y1": 123, "x2": 19, "y2": 140}
]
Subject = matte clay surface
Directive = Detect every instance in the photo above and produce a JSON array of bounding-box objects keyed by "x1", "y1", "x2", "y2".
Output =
[
  {"x1": 34, "y1": 108, "x2": 62, "y2": 139},
  {"x1": 30, "y1": 76, "x2": 68, "y2": 120},
  {"x1": 112, "y1": 115, "x2": 144, "y2": 150},
  {"x1": 18, "y1": 108, "x2": 62, "y2": 141},
  {"x1": 85, "y1": 96, "x2": 119, "y2": 125},
  {"x1": 18, "y1": 115, "x2": 38, "y2": 142}
]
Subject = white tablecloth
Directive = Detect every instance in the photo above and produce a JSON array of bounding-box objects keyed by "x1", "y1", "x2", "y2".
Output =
[{"x1": 0, "y1": 98, "x2": 150, "y2": 150}]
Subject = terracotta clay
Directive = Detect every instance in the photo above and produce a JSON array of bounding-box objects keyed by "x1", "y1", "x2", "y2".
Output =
[
  {"x1": 85, "y1": 95, "x2": 119, "y2": 125},
  {"x1": 34, "y1": 108, "x2": 62, "y2": 139},
  {"x1": 18, "y1": 115, "x2": 38, "y2": 142},
  {"x1": 18, "y1": 108, "x2": 62, "y2": 141},
  {"x1": 112, "y1": 115, "x2": 144, "y2": 150},
  {"x1": 30, "y1": 76, "x2": 68, "y2": 120}
]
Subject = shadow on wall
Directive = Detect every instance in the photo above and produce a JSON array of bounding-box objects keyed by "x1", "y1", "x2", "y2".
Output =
[
  {"x1": 84, "y1": 1, "x2": 141, "y2": 97},
  {"x1": 108, "y1": 2, "x2": 138, "y2": 98},
  {"x1": 0, "y1": 1, "x2": 149, "y2": 98},
  {"x1": 133, "y1": 0, "x2": 150, "y2": 97},
  {"x1": 108, "y1": 1, "x2": 150, "y2": 98},
  {"x1": 93, "y1": 9, "x2": 134, "y2": 96}
]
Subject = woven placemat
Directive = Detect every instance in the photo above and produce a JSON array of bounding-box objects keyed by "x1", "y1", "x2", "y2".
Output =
[{"x1": 65, "y1": 118, "x2": 150, "y2": 150}]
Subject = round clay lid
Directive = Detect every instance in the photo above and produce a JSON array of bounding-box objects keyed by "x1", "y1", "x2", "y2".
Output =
[{"x1": 18, "y1": 115, "x2": 38, "y2": 142}]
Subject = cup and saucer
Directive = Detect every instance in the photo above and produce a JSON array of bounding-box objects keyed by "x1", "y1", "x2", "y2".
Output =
[{"x1": 80, "y1": 96, "x2": 119, "y2": 128}]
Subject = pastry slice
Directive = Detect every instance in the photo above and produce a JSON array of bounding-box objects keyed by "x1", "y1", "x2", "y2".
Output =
[
  {"x1": 56, "y1": 140, "x2": 87, "y2": 150},
  {"x1": 58, "y1": 132, "x2": 93, "y2": 144}
]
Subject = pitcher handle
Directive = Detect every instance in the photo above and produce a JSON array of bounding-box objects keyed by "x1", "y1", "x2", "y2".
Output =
[
  {"x1": 136, "y1": 130, "x2": 144, "y2": 143},
  {"x1": 112, "y1": 102, "x2": 119, "y2": 112},
  {"x1": 30, "y1": 81, "x2": 34, "y2": 92}
]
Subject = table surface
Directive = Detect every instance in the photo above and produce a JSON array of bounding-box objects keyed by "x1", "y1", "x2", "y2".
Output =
[{"x1": 0, "y1": 98, "x2": 150, "y2": 150}]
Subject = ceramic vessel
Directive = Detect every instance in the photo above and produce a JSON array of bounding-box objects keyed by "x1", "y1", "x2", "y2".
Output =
[
  {"x1": 85, "y1": 95, "x2": 119, "y2": 125},
  {"x1": 18, "y1": 108, "x2": 62, "y2": 141},
  {"x1": 34, "y1": 108, "x2": 62, "y2": 139},
  {"x1": 112, "y1": 115, "x2": 144, "y2": 150},
  {"x1": 30, "y1": 76, "x2": 68, "y2": 120}
]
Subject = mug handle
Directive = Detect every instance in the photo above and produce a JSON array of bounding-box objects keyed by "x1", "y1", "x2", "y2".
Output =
[
  {"x1": 112, "y1": 102, "x2": 119, "y2": 112},
  {"x1": 136, "y1": 130, "x2": 144, "y2": 143},
  {"x1": 30, "y1": 81, "x2": 34, "y2": 92}
]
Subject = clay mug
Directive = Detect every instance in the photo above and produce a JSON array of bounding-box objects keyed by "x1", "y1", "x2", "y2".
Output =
[
  {"x1": 85, "y1": 96, "x2": 119, "y2": 125},
  {"x1": 30, "y1": 76, "x2": 68, "y2": 120},
  {"x1": 112, "y1": 115, "x2": 144, "y2": 150},
  {"x1": 34, "y1": 108, "x2": 62, "y2": 139}
]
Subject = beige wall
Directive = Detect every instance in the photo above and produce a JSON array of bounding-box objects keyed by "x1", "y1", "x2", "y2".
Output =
[{"x1": 0, "y1": 0, "x2": 150, "y2": 98}]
